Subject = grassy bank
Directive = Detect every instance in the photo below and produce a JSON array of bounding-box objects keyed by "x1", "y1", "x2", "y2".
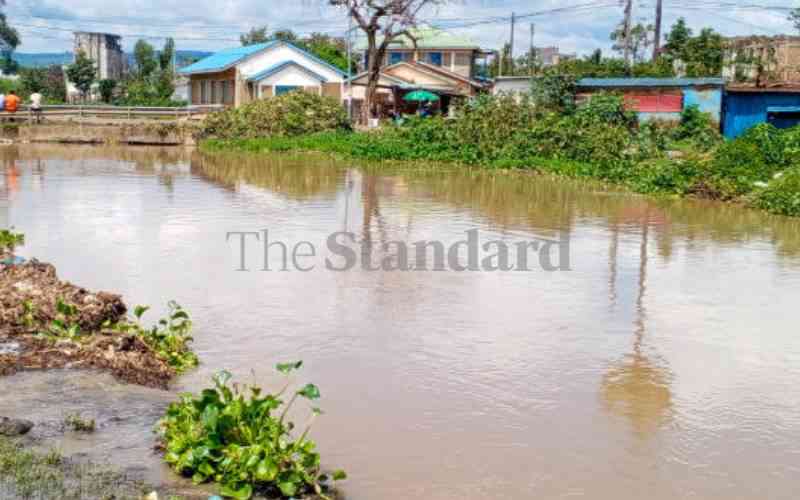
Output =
[
  {"x1": 0, "y1": 437, "x2": 149, "y2": 500},
  {"x1": 198, "y1": 91, "x2": 800, "y2": 218}
]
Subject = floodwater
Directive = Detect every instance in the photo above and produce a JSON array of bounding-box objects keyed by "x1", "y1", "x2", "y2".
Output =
[{"x1": 2, "y1": 144, "x2": 800, "y2": 500}]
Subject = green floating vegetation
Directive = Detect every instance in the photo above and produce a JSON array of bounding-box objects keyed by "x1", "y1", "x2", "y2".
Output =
[
  {"x1": 202, "y1": 91, "x2": 800, "y2": 218},
  {"x1": 158, "y1": 363, "x2": 346, "y2": 500},
  {"x1": 0, "y1": 229, "x2": 24, "y2": 255}
]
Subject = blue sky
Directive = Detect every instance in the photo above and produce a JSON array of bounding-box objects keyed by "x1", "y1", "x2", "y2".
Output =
[{"x1": 6, "y1": 0, "x2": 798, "y2": 56}]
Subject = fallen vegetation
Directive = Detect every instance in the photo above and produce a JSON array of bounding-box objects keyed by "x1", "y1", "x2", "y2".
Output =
[
  {"x1": 0, "y1": 249, "x2": 198, "y2": 388},
  {"x1": 158, "y1": 363, "x2": 346, "y2": 499}
]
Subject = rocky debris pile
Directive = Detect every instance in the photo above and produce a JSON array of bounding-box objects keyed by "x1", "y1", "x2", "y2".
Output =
[
  {"x1": 0, "y1": 260, "x2": 126, "y2": 335},
  {"x1": 0, "y1": 260, "x2": 177, "y2": 389},
  {"x1": 0, "y1": 417, "x2": 33, "y2": 437}
]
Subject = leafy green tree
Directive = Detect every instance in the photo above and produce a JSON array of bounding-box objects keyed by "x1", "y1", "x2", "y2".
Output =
[
  {"x1": 65, "y1": 50, "x2": 96, "y2": 100},
  {"x1": 0, "y1": 2, "x2": 19, "y2": 75},
  {"x1": 159, "y1": 37, "x2": 175, "y2": 71},
  {"x1": 271, "y1": 29, "x2": 298, "y2": 43},
  {"x1": 664, "y1": 18, "x2": 692, "y2": 62},
  {"x1": 240, "y1": 26, "x2": 269, "y2": 46},
  {"x1": 134, "y1": 39, "x2": 158, "y2": 80},
  {"x1": 19, "y1": 67, "x2": 46, "y2": 94},
  {"x1": 98, "y1": 79, "x2": 116, "y2": 103},
  {"x1": 683, "y1": 28, "x2": 724, "y2": 77}
]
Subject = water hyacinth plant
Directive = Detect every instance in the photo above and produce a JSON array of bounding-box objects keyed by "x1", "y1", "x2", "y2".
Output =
[
  {"x1": 158, "y1": 363, "x2": 345, "y2": 499},
  {"x1": 0, "y1": 229, "x2": 24, "y2": 256}
]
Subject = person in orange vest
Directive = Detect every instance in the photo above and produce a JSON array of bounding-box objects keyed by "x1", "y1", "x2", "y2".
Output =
[{"x1": 5, "y1": 90, "x2": 20, "y2": 117}]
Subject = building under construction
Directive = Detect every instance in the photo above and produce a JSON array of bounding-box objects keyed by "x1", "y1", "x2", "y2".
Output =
[{"x1": 73, "y1": 32, "x2": 125, "y2": 80}]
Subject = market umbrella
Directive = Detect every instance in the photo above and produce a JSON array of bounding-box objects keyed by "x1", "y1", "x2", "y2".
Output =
[{"x1": 403, "y1": 90, "x2": 440, "y2": 102}]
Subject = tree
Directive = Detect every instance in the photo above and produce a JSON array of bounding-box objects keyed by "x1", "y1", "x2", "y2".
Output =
[
  {"x1": 271, "y1": 29, "x2": 298, "y2": 43},
  {"x1": 134, "y1": 39, "x2": 158, "y2": 80},
  {"x1": 330, "y1": 0, "x2": 443, "y2": 122},
  {"x1": 790, "y1": 8, "x2": 800, "y2": 32},
  {"x1": 241, "y1": 26, "x2": 269, "y2": 46},
  {"x1": 663, "y1": 18, "x2": 692, "y2": 63},
  {"x1": 0, "y1": 2, "x2": 20, "y2": 75},
  {"x1": 66, "y1": 50, "x2": 96, "y2": 100},
  {"x1": 683, "y1": 28, "x2": 724, "y2": 77},
  {"x1": 611, "y1": 22, "x2": 654, "y2": 63},
  {"x1": 98, "y1": 79, "x2": 116, "y2": 103},
  {"x1": 156, "y1": 38, "x2": 176, "y2": 99},
  {"x1": 159, "y1": 37, "x2": 175, "y2": 71}
]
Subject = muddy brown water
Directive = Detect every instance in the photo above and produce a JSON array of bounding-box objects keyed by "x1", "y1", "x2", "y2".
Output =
[{"x1": 2, "y1": 144, "x2": 800, "y2": 500}]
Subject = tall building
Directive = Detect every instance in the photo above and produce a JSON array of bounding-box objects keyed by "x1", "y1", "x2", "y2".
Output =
[
  {"x1": 73, "y1": 32, "x2": 125, "y2": 80},
  {"x1": 723, "y1": 35, "x2": 800, "y2": 84}
]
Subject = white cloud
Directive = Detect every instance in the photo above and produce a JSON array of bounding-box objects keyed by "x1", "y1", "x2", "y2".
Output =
[{"x1": 5, "y1": 0, "x2": 798, "y2": 56}]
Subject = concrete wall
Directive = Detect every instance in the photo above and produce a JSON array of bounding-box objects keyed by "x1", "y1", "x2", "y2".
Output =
[{"x1": 13, "y1": 123, "x2": 197, "y2": 146}]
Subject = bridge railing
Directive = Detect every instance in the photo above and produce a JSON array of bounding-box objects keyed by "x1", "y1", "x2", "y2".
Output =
[{"x1": 0, "y1": 104, "x2": 226, "y2": 121}]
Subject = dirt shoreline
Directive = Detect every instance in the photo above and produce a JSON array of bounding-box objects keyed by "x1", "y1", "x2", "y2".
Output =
[{"x1": 0, "y1": 257, "x2": 178, "y2": 389}]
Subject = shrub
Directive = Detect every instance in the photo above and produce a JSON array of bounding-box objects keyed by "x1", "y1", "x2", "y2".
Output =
[
  {"x1": 673, "y1": 104, "x2": 721, "y2": 150},
  {"x1": 158, "y1": 364, "x2": 345, "y2": 499},
  {"x1": 753, "y1": 166, "x2": 800, "y2": 216},
  {"x1": 200, "y1": 91, "x2": 351, "y2": 140},
  {"x1": 707, "y1": 124, "x2": 787, "y2": 199}
]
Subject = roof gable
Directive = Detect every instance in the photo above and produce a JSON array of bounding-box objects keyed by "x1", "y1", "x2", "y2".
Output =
[{"x1": 249, "y1": 61, "x2": 329, "y2": 83}]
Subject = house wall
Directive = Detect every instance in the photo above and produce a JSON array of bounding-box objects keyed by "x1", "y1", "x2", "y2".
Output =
[
  {"x1": 189, "y1": 68, "x2": 236, "y2": 106},
  {"x1": 384, "y1": 49, "x2": 475, "y2": 78},
  {"x1": 576, "y1": 85, "x2": 722, "y2": 124},
  {"x1": 723, "y1": 91, "x2": 800, "y2": 138}
]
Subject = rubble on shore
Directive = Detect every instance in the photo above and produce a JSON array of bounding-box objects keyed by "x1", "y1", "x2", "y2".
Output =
[{"x1": 0, "y1": 259, "x2": 178, "y2": 389}]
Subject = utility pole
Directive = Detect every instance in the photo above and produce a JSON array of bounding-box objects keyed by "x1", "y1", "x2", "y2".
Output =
[
  {"x1": 623, "y1": 0, "x2": 633, "y2": 67},
  {"x1": 509, "y1": 12, "x2": 516, "y2": 75},
  {"x1": 653, "y1": 0, "x2": 663, "y2": 61},
  {"x1": 346, "y1": 12, "x2": 353, "y2": 121},
  {"x1": 529, "y1": 23, "x2": 535, "y2": 76}
]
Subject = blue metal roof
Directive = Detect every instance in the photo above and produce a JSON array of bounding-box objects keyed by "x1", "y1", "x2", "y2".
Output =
[
  {"x1": 767, "y1": 106, "x2": 800, "y2": 113},
  {"x1": 248, "y1": 61, "x2": 329, "y2": 83},
  {"x1": 179, "y1": 40, "x2": 347, "y2": 77},
  {"x1": 179, "y1": 42, "x2": 276, "y2": 74},
  {"x1": 577, "y1": 77, "x2": 725, "y2": 88}
]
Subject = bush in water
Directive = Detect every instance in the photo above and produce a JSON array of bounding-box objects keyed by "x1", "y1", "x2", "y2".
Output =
[{"x1": 158, "y1": 363, "x2": 346, "y2": 499}]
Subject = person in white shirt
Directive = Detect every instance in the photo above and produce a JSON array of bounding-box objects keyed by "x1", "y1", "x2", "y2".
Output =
[{"x1": 29, "y1": 92, "x2": 42, "y2": 123}]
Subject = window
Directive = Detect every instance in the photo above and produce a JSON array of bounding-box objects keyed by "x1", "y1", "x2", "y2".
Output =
[
  {"x1": 200, "y1": 81, "x2": 208, "y2": 104},
  {"x1": 426, "y1": 52, "x2": 443, "y2": 66},
  {"x1": 389, "y1": 52, "x2": 408, "y2": 65},
  {"x1": 276, "y1": 85, "x2": 300, "y2": 96}
]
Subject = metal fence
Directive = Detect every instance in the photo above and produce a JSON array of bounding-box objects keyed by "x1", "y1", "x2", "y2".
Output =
[{"x1": 0, "y1": 104, "x2": 225, "y2": 121}]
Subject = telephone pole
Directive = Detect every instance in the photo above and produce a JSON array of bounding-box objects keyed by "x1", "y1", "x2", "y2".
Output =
[
  {"x1": 529, "y1": 23, "x2": 535, "y2": 76},
  {"x1": 623, "y1": 0, "x2": 633, "y2": 67},
  {"x1": 509, "y1": 12, "x2": 516, "y2": 74},
  {"x1": 653, "y1": 0, "x2": 663, "y2": 61}
]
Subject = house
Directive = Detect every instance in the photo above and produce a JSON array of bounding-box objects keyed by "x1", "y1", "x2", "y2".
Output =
[
  {"x1": 348, "y1": 29, "x2": 492, "y2": 118},
  {"x1": 536, "y1": 47, "x2": 576, "y2": 67},
  {"x1": 723, "y1": 85, "x2": 800, "y2": 138},
  {"x1": 371, "y1": 28, "x2": 492, "y2": 80},
  {"x1": 179, "y1": 40, "x2": 347, "y2": 107},
  {"x1": 576, "y1": 78, "x2": 724, "y2": 123}
]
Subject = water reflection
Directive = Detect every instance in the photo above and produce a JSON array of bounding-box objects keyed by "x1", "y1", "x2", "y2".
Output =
[
  {"x1": 2, "y1": 146, "x2": 800, "y2": 500},
  {"x1": 601, "y1": 211, "x2": 674, "y2": 437}
]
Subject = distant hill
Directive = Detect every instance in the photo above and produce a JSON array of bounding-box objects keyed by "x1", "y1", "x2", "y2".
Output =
[{"x1": 12, "y1": 50, "x2": 214, "y2": 69}]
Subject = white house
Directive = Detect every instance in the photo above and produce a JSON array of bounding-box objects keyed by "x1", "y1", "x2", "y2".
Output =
[{"x1": 178, "y1": 40, "x2": 347, "y2": 107}]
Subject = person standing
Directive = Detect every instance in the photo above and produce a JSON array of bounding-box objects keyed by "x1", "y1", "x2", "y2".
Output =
[
  {"x1": 5, "y1": 91, "x2": 20, "y2": 122},
  {"x1": 29, "y1": 91, "x2": 42, "y2": 124}
]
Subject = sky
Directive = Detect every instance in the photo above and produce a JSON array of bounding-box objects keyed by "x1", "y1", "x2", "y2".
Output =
[{"x1": 5, "y1": 0, "x2": 799, "y2": 56}]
